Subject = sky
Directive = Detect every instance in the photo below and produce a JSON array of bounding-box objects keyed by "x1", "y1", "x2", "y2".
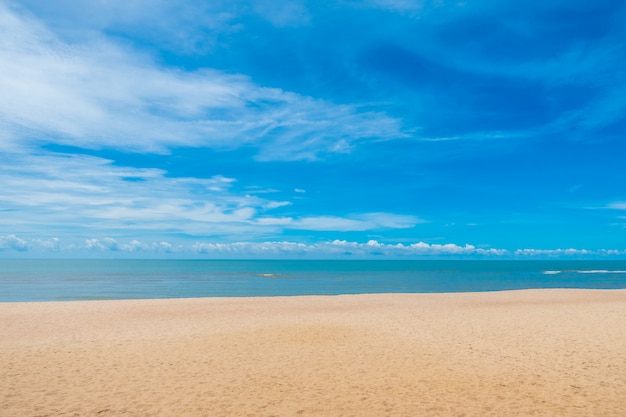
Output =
[{"x1": 1, "y1": 0, "x2": 626, "y2": 258}]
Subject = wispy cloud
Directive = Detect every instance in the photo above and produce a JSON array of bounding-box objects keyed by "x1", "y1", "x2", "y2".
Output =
[
  {"x1": 14, "y1": 0, "x2": 309, "y2": 50},
  {"x1": 255, "y1": 213, "x2": 422, "y2": 232},
  {"x1": 0, "y1": 151, "x2": 420, "y2": 238},
  {"x1": 0, "y1": 2, "x2": 405, "y2": 161},
  {"x1": 0, "y1": 151, "x2": 272, "y2": 237},
  {"x1": 608, "y1": 202, "x2": 626, "y2": 210}
]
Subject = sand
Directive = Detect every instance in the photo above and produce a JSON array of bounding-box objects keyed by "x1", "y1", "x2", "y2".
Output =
[{"x1": 1, "y1": 290, "x2": 626, "y2": 417}]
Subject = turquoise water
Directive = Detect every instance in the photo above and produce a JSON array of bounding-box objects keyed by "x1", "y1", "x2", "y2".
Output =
[{"x1": 1, "y1": 259, "x2": 626, "y2": 302}]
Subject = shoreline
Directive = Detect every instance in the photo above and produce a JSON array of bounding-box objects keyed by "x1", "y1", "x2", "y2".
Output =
[
  {"x1": 2, "y1": 289, "x2": 626, "y2": 416},
  {"x1": 3, "y1": 286, "x2": 626, "y2": 304}
]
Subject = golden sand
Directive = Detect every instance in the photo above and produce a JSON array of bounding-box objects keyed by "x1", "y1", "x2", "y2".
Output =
[{"x1": 1, "y1": 290, "x2": 626, "y2": 416}]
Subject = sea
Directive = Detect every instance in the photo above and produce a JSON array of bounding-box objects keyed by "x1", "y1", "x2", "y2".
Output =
[{"x1": 1, "y1": 259, "x2": 626, "y2": 302}]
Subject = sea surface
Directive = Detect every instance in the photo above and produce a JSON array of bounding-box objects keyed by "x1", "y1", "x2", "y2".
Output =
[{"x1": 2, "y1": 259, "x2": 626, "y2": 302}]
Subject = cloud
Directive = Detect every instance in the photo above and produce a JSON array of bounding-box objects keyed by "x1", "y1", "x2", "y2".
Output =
[
  {"x1": 85, "y1": 238, "x2": 119, "y2": 251},
  {"x1": 12, "y1": 0, "x2": 241, "y2": 55},
  {"x1": 2, "y1": 233, "x2": 625, "y2": 258},
  {"x1": 14, "y1": 0, "x2": 309, "y2": 51},
  {"x1": 608, "y1": 202, "x2": 626, "y2": 210},
  {"x1": 0, "y1": 235, "x2": 64, "y2": 252},
  {"x1": 183, "y1": 240, "x2": 626, "y2": 258},
  {"x1": 252, "y1": 213, "x2": 422, "y2": 232},
  {"x1": 0, "y1": 153, "x2": 258, "y2": 233},
  {"x1": 192, "y1": 241, "x2": 311, "y2": 256},
  {"x1": 0, "y1": 2, "x2": 405, "y2": 161},
  {"x1": 0, "y1": 234, "x2": 29, "y2": 251},
  {"x1": 514, "y1": 248, "x2": 593, "y2": 257},
  {"x1": 31, "y1": 237, "x2": 61, "y2": 251},
  {"x1": 0, "y1": 151, "x2": 422, "y2": 238},
  {"x1": 190, "y1": 239, "x2": 485, "y2": 256},
  {"x1": 158, "y1": 241, "x2": 175, "y2": 253},
  {"x1": 0, "y1": 151, "x2": 267, "y2": 236},
  {"x1": 82, "y1": 238, "x2": 180, "y2": 253}
]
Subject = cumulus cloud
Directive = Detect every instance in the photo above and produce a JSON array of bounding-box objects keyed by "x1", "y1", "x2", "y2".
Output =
[
  {"x1": 514, "y1": 248, "x2": 593, "y2": 257},
  {"x1": 0, "y1": 2, "x2": 405, "y2": 161},
  {"x1": 157, "y1": 241, "x2": 174, "y2": 253},
  {"x1": 31, "y1": 237, "x2": 61, "y2": 251},
  {"x1": 83, "y1": 238, "x2": 177, "y2": 253},
  {"x1": 331, "y1": 240, "x2": 508, "y2": 256},
  {"x1": 85, "y1": 238, "x2": 119, "y2": 251},
  {"x1": 0, "y1": 235, "x2": 58, "y2": 252},
  {"x1": 1, "y1": 233, "x2": 625, "y2": 258},
  {"x1": 0, "y1": 234, "x2": 29, "y2": 251},
  {"x1": 191, "y1": 240, "x2": 624, "y2": 258},
  {"x1": 193, "y1": 241, "x2": 312, "y2": 256}
]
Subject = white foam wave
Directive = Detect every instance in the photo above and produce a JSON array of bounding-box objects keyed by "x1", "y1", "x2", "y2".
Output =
[
  {"x1": 542, "y1": 270, "x2": 562, "y2": 275},
  {"x1": 576, "y1": 270, "x2": 626, "y2": 274}
]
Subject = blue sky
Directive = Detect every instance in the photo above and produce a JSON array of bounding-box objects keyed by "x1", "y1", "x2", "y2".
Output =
[{"x1": 1, "y1": 0, "x2": 626, "y2": 258}]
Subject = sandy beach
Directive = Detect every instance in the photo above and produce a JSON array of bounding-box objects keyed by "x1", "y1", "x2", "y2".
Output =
[{"x1": 1, "y1": 290, "x2": 625, "y2": 416}]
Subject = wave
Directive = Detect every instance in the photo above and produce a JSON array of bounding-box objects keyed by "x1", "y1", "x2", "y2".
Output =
[
  {"x1": 259, "y1": 273, "x2": 281, "y2": 278},
  {"x1": 543, "y1": 270, "x2": 626, "y2": 275}
]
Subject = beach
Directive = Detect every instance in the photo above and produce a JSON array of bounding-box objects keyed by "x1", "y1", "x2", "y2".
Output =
[{"x1": 2, "y1": 290, "x2": 625, "y2": 416}]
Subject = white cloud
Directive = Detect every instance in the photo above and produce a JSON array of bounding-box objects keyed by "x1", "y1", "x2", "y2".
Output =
[
  {"x1": 514, "y1": 248, "x2": 593, "y2": 257},
  {"x1": 82, "y1": 238, "x2": 180, "y2": 253},
  {"x1": 188, "y1": 240, "x2": 626, "y2": 258},
  {"x1": 0, "y1": 2, "x2": 405, "y2": 161},
  {"x1": 0, "y1": 151, "x2": 264, "y2": 236},
  {"x1": 0, "y1": 151, "x2": 423, "y2": 238},
  {"x1": 608, "y1": 202, "x2": 626, "y2": 210},
  {"x1": 0, "y1": 234, "x2": 29, "y2": 251},
  {"x1": 407, "y1": 241, "x2": 477, "y2": 255},
  {"x1": 263, "y1": 201, "x2": 292, "y2": 209},
  {"x1": 85, "y1": 237, "x2": 119, "y2": 251},
  {"x1": 2, "y1": 233, "x2": 625, "y2": 258},
  {"x1": 193, "y1": 241, "x2": 311, "y2": 256},
  {"x1": 157, "y1": 241, "x2": 174, "y2": 253},
  {"x1": 31, "y1": 237, "x2": 61, "y2": 251},
  {"x1": 121, "y1": 239, "x2": 144, "y2": 252},
  {"x1": 253, "y1": 213, "x2": 422, "y2": 232}
]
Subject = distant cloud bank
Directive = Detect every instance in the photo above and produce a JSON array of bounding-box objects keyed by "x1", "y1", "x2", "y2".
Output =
[{"x1": 1, "y1": 234, "x2": 624, "y2": 259}]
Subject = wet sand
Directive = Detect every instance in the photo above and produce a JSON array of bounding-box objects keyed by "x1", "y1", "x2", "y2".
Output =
[{"x1": 1, "y1": 289, "x2": 626, "y2": 416}]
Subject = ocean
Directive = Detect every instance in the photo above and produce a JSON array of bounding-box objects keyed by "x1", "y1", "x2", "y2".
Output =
[{"x1": 1, "y1": 259, "x2": 626, "y2": 302}]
